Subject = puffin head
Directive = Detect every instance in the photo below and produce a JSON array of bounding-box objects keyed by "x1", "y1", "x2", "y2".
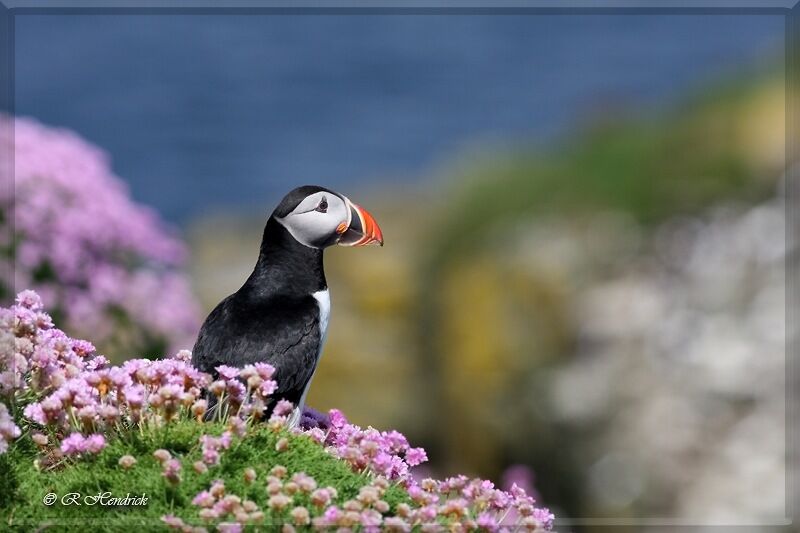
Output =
[{"x1": 272, "y1": 185, "x2": 384, "y2": 249}]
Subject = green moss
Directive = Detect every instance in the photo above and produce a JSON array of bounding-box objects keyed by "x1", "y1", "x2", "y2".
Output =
[{"x1": 2, "y1": 421, "x2": 408, "y2": 530}]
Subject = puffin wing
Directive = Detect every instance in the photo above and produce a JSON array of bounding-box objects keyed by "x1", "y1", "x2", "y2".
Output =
[
  {"x1": 268, "y1": 310, "x2": 321, "y2": 405},
  {"x1": 192, "y1": 294, "x2": 322, "y2": 405}
]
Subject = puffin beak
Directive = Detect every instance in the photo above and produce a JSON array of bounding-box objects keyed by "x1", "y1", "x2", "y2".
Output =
[{"x1": 337, "y1": 197, "x2": 384, "y2": 247}]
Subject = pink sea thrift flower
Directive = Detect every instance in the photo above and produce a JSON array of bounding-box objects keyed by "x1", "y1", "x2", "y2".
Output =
[
  {"x1": 84, "y1": 434, "x2": 106, "y2": 454},
  {"x1": 118, "y1": 455, "x2": 137, "y2": 469},
  {"x1": 192, "y1": 491, "x2": 216, "y2": 508},
  {"x1": 153, "y1": 449, "x2": 171, "y2": 464},
  {"x1": 0, "y1": 403, "x2": 21, "y2": 453},
  {"x1": 59, "y1": 433, "x2": 86, "y2": 456},
  {"x1": 1, "y1": 115, "x2": 200, "y2": 354},
  {"x1": 162, "y1": 458, "x2": 182, "y2": 484},
  {"x1": 405, "y1": 447, "x2": 428, "y2": 467},
  {"x1": 533, "y1": 507, "x2": 555, "y2": 530},
  {"x1": 161, "y1": 514, "x2": 187, "y2": 530}
]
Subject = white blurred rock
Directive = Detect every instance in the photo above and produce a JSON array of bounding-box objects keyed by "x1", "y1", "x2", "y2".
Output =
[{"x1": 549, "y1": 191, "x2": 788, "y2": 522}]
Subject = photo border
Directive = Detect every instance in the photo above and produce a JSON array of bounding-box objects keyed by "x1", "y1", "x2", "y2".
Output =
[{"x1": 0, "y1": 2, "x2": 795, "y2": 530}]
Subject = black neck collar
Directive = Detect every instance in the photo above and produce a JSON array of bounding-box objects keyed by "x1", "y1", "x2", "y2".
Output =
[{"x1": 239, "y1": 217, "x2": 326, "y2": 300}]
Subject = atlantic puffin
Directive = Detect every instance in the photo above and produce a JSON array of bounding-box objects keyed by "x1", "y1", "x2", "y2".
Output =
[{"x1": 192, "y1": 185, "x2": 383, "y2": 425}]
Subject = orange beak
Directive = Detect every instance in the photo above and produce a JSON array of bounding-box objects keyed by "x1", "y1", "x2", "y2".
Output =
[{"x1": 338, "y1": 198, "x2": 384, "y2": 247}]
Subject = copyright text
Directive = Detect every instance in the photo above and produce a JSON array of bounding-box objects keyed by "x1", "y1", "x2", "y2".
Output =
[{"x1": 43, "y1": 492, "x2": 149, "y2": 507}]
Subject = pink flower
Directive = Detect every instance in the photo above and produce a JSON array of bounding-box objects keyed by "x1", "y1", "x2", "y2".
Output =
[
  {"x1": 161, "y1": 514, "x2": 186, "y2": 530},
  {"x1": 253, "y1": 362, "x2": 275, "y2": 380},
  {"x1": 329, "y1": 409, "x2": 348, "y2": 429},
  {"x1": 322, "y1": 505, "x2": 341, "y2": 524},
  {"x1": 385, "y1": 430, "x2": 409, "y2": 452},
  {"x1": 215, "y1": 365, "x2": 240, "y2": 381},
  {"x1": 162, "y1": 458, "x2": 182, "y2": 484},
  {"x1": 259, "y1": 379, "x2": 277, "y2": 396},
  {"x1": 15, "y1": 290, "x2": 43, "y2": 311},
  {"x1": 405, "y1": 447, "x2": 428, "y2": 467},
  {"x1": 172, "y1": 349, "x2": 191, "y2": 363},
  {"x1": 274, "y1": 400, "x2": 295, "y2": 417},
  {"x1": 383, "y1": 516, "x2": 410, "y2": 531},
  {"x1": 229, "y1": 416, "x2": 247, "y2": 437},
  {"x1": 22, "y1": 403, "x2": 46, "y2": 425},
  {"x1": 292, "y1": 472, "x2": 317, "y2": 493},
  {"x1": 360, "y1": 509, "x2": 383, "y2": 528},
  {"x1": 118, "y1": 455, "x2": 137, "y2": 469},
  {"x1": 153, "y1": 449, "x2": 171, "y2": 463},
  {"x1": 290, "y1": 506, "x2": 311, "y2": 525},
  {"x1": 311, "y1": 488, "x2": 333, "y2": 507},
  {"x1": 2, "y1": 116, "x2": 200, "y2": 353},
  {"x1": 209, "y1": 480, "x2": 226, "y2": 498},
  {"x1": 477, "y1": 512, "x2": 499, "y2": 531},
  {"x1": 533, "y1": 507, "x2": 555, "y2": 530},
  {"x1": 417, "y1": 505, "x2": 437, "y2": 522},
  {"x1": 268, "y1": 494, "x2": 292, "y2": 511},
  {"x1": 0, "y1": 404, "x2": 21, "y2": 453},
  {"x1": 192, "y1": 491, "x2": 215, "y2": 508},
  {"x1": 305, "y1": 427, "x2": 325, "y2": 444},
  {"x1": 84, "y1": 433, "x2": 106, "y2": 454},
  {"x1": 60, "y1": 433, "x2": 86, "y2": 455},
  {"x1": 202, "y1": 448, "x2": 220, "y2": 465}
]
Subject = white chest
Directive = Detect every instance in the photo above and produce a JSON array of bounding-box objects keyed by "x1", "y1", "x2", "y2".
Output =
[
  {"x1": 312, "y1": 289, "x2": 330, "y2": 345},
  {"x1": 289, "y1": 289, "x2": 330, "y2": 427}
]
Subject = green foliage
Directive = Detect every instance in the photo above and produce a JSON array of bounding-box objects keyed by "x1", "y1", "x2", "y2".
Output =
[
  {"x1": 430, "y1": 74, "x2": 779, "y2": 268},
  {"x1": 2, "y1": 421, "x2": 407, "y2": 530}
]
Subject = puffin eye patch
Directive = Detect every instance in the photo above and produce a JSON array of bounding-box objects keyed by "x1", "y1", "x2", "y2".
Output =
[{"x1": 315, "y1": 197, "x2": 328, "y2": 213}]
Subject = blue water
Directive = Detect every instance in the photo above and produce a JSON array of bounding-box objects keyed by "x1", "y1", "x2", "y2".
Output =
[{"x1": 13, "y1": 14, "x2": 783, "y2": 222}]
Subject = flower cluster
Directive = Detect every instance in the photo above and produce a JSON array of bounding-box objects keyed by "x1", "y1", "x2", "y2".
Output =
[
  {"x1": 59, "y1": 432, "x2": 106, "y2": 456},
  {"x1": 204, "y1": 363, "x2": 278, "y2": 423},
  {"x1": 0, "y1": 114, "x2": 200, "y2": 355},
  {"x1": 1, "y1": 289, "x2": 100, "y2": 452},
  {"x1": 19, "y1": 356, "x2": 214, "y2": 468},
  {"x1": 199, "y1": 431, "x2": 233, "y2": 466},
  {"x1": 2, "y1": 290, "x2": 554, "y2": 530},
  {"x1": 181, "y1": 469, "x2": 338, "y2": 529},
  {"x1": 319, "y1": 408, "x2": 428, "y2": 483},
  {"x1": 0, "y1": 290, "x2": 208, "y2": 463},
  {"x1": 2, "y1": 290, "x2": 299, "y2": 463},
  {"x1": 292, "y1": 409, "x2": 554, "y2": 531},
  {"x1": 170, "y1": 468, "x2": 554, "y2": 531},
  {"x1": 2, "y1": 289, "x2": 101, "y2": 399},
  {"x1": 0, "y1": 402, "x2": 20, "y2": 453}
]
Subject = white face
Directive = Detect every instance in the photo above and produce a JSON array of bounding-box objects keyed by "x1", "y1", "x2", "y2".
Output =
[{"x1": 274, "y1": 191, "x2": 351, "y2": 249}]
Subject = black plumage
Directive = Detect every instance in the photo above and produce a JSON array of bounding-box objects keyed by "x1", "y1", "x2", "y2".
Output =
[{"x1": 192, "y1": 187, "x2": 330, "y2": 410}]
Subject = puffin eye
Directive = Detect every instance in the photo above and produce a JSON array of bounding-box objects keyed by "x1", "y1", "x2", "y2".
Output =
[{"x1": 315, "y1": 197, "x2": 328, "y2": 213}]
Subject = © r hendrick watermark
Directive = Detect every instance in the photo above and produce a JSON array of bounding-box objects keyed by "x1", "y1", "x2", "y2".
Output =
[{"x1": 42, "y1": 492, "x2": 149, "y2": 507}]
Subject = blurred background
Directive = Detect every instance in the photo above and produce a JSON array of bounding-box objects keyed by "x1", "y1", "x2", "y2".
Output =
[{"x1": 3, "y1": 12, "x2": 791, "y2": 527}]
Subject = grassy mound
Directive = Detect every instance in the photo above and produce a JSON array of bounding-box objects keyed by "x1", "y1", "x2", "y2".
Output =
[{"x1": 2, "y1": 420, "x2": 407, "y2": 529}]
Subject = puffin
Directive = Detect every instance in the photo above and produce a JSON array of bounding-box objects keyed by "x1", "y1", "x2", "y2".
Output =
[{"x1": 192, "y1": 185, "x2": 383, "y2": 425}]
